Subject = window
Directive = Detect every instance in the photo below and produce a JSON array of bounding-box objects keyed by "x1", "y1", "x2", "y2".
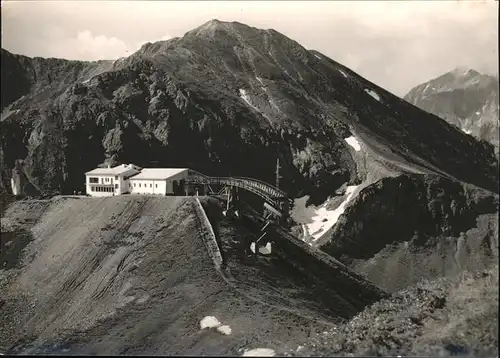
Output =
[
  {"x1": 115, "y1": 176, "x2": 118, "y2": 180},
  {"x1": 134, "y1": 183, "x2": 136, "y2": 187},
  {"x1": 139, "y1": 183, "x2": 141, "y2": 187},
  {"x1": 155, "y1": 184, "x2": 158, "y2": 188},
  {"x1": 150, "y1": 184, "x2": 152, "y2": 188},
  {"x1": 115, "y1": 184, "x2": 118, "y2": 189},
  {"x1": 89, "y1": 177, "x2": 99, "y2": 183}
]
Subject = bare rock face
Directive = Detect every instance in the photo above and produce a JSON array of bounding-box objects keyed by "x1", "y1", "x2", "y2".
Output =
[{"x1": 404, "y1": 68, "x2": 499, "y2": 151}]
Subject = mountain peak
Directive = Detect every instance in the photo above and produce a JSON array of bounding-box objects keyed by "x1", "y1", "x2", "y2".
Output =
[
  {"x1": 190, "y1": 19, "x2": 255, "y2": 38},
  {"x1": 449, "y1": 67, "x2": 480, "y2": 78}
]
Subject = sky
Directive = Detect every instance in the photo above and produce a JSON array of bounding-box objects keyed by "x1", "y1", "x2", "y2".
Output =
[{"x1": 1, "y1": 0, "x2": 498, "y2": 96}]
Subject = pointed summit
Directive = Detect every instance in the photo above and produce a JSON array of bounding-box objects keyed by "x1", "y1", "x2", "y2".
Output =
[
  {"x1": 449, "y1": 67, "x2": 480, "y2": 78},
  {"x1": 189, "y1": 19, "x2": 256, "y2": 38}
]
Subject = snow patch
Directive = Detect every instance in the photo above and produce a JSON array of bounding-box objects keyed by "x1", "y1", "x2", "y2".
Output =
[
  {"x1": 364, "y1": 89, "x2": 381, "y2": 102},
  {"x1": 314, "y1": 54, "x2": 322, "y2": 60},
  {"x1": 217, "y1": 325, "x2": 232, "y2": 335},
  {"x1": 462, "y1": 128, "x2": 472, "y2": 135},
  {"x1": 200, "y1": 316, "x2": 221, "y2": 329},
  {"x1": 305, "y1": 185, "x2": 359, "y2": 242},
  {"x1": 475, "y1": 111, "x2": 481, "y2": 115},
  {"x1": 338, "y1": 69, "x2": 348, "y2": 78},
  {"x1": 82, "y1": 79, "x2": 90, "y2": 84},
  {"x1": 240, "y1": 89, "x2": 274, "y2": 127},
  {"x1": 256, "y1": 77, "x2": 266, "y2": 91},
  {"x1": 11, "y1": 177, "x2": 20, "y2": 196},
  {"x1": 240, "y1": 89, "x2": 260, "y2": 112},
  {"x1": 200, "y1": 316, "x2": 232, "y2": 335},
  {"x1": 242, "y1": 348, "x2": 276, "y2": 357},
  {"x1": 344, "y1": 136, "x2": 361, "y2": 151}
]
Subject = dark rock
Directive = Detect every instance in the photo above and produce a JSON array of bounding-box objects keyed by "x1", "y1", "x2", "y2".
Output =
[
  {"x1": 428, "y1": 295, "x2": 446, "y2": 310},
  {"x1": 409, "y1": 315, "x2": 424, "y2": 326},
  {"x1": 444, "y1": 343, "x2": 469, "y2": 355}
]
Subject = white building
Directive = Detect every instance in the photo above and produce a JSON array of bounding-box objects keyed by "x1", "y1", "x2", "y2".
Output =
[
  {"x1": 129, "y1": 168, "x2": 189, "y2": 196},
  {"x1": 85, "y1": 164, "x2": 141, "y2": 197}
]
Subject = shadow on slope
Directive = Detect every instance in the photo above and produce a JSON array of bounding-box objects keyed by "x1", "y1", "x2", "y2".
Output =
[{"x1": 201, "y1": 198, "x2": 386, "y2": 322}]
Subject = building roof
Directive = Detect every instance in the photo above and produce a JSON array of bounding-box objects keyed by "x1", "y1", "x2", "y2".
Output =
[
  {"x1": 85, "y1": 164, "x2": 140, "y2": 177},
  {"x1": 129, "y1": 168, "x2": 189, "y2": 180}
]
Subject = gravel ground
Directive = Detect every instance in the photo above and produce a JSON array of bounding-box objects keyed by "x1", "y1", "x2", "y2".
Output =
[{"x1": 0, "y1": 196, "x2": 372, "y2": 355}]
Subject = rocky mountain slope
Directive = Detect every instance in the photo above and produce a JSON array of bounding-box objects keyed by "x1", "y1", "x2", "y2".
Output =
[
  {"x1": 1, "y1": 20, "x2": 498, "y2": 202},
  {"x1": 404, "y1": 68, "x2": 499, "y2": 150},
  {"x1": 287, "y1": 265, "x2": 498, "y2": 357},
  {"x1": 1, "y1": 19, "x2": 498, "y2": 356}
]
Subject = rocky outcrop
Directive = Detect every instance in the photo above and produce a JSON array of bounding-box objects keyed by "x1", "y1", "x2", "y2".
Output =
[
  {"x1": 322, "y1": 175, "x2": 497, "y2": 257},
  {"x1": 318, "y1": 174, "x2": 498, "y2": 291},
  {"x1": 1, "y1": 21, "x2": 498, "y2": 200}
]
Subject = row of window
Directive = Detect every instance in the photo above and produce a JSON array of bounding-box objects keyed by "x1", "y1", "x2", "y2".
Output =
[
  {"x1": 89, "y1": 176, "x2": 119, "y2": 184},
  {"x1": 131, "y1": 182, "x2": 158, "y2": 188},
  {"x1": 91, "y1": 186, "x2": 116, "y2": 192}
]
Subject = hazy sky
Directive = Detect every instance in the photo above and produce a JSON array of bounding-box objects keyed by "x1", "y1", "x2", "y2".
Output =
[{"x1": 1, "y1": 0, "x2": 498, "y2": 96}]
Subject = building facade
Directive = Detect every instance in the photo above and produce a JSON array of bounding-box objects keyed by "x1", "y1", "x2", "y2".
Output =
[
  {"x1": 129, "y1": 168, "x2": 189, "y2": 195},
  {"x1": 85, "y1": 164, "x2": 141, "y2": 197}
]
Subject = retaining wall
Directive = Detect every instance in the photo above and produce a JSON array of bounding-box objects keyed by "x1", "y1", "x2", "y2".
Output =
[{"x1": 193, "y1": 198, "x2": 224, "y2": 269}]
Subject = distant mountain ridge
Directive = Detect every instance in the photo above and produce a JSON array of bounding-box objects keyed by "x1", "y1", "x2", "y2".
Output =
[{"x1": 404, "y1": 67, "x2": 499, "y2": 150}]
